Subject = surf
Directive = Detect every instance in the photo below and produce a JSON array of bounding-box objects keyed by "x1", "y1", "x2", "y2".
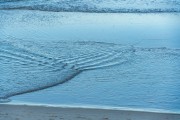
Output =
[
  {"x1": 0, "y1": 40, "x2": 134, "y2": 102},
  {"x1": 0, "y1": 0, "x2": 180, "y2": 13}
]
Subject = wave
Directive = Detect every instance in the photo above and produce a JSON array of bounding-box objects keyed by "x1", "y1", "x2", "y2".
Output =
[
  {"x1": 0, "y1": 40, "x2": 134, "y2": 101},
  {"x1": 0, "y1": 0, "x2": 23, "y2": 3},
  {"x1": 1, "y1": 40, "x2": 180, "y2": 102},
  {"x1": 0, "y1": 0, "x2": 180, "y2": 13}
]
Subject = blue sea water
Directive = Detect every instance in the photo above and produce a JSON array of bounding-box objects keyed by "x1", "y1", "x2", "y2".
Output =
[
  {"x1": 0, "y1": 0, "x2": 180, "y2": 112},
  {"x1": 0, "y1": 0, "x2": 180, "y2": 13}
]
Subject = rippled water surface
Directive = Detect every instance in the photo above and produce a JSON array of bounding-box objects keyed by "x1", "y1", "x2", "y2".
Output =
[
  {"x1": 0, "y1": 40, "x2": 133, "y2": 100},
  {"x1": 0, "y1": 0, "x2": 180, "y2": 112}
]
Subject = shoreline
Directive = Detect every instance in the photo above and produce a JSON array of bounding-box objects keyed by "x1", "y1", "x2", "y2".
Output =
[
  {"x1": 0, "y1": 103, "x2": 180, "y2": 120},
  {"x1": 1, "y1": 10, "x2": 180, "y2": 120}
]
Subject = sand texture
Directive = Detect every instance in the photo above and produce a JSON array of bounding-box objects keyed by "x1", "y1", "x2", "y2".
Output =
[{"x1": 0, "y1": 104, "x2": 180, "y2": 120}]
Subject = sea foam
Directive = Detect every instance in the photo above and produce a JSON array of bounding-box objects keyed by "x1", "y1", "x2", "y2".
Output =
[{"x1": 0, "y1": 0, "x2": 180, "y2": 13}]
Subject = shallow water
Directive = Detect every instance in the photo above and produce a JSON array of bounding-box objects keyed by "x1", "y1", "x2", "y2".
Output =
[
  {"x1": 0, "y1": 6, "x2": 180, "y2": 111},
  {"x1": 0, "y1": 40, "x2": 133, "y2": 100},
  {"x1": 9, "y1": 44, "x2": 180, "y2": 111},
  {"x1": 1, "y1": 11, "x2": 180, "y2": 48}
]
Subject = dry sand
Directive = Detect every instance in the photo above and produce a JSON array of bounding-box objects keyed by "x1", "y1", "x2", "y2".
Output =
[{"x1": 0, "y1": 103, "x2": 180, "y2": 120}]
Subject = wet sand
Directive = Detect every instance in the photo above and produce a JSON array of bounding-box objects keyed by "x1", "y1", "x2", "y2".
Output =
[{"x1": 0, "y1": 104, "x2": 180, "y2": 120}]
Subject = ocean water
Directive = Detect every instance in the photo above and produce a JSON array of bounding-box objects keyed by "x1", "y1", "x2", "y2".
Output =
[
  {"x1": 0, "y1": 0, "x2": 180, "y2": 112},
  {"x1": 0, "y1": 0, "x2": 180, "y2": 13}
]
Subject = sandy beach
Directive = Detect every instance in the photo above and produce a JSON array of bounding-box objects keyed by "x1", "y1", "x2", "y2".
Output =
[{"x1": 0, "y1": 103, "x2": 180, "y2": 120}]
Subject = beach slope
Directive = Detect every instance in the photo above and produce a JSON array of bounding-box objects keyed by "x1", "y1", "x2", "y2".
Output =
[{"x1": 0, "y1": 104, "x2": 180, "y2": 120}]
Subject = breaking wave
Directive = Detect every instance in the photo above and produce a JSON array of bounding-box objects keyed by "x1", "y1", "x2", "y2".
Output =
[{"x1": 0, "y1": 0, "x2": 180, "y2": 13}]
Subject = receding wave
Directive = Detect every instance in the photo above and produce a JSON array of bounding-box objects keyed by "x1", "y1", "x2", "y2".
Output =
[
  {"x1": 1, "y1": 40, "x2": 180, "y2": 102},
  {"x1": 0, "y1": 40, "x2": 134, "y2": 102},
  {"x1": 0, "y1": 0, "x2": 180, "y2": 13}
]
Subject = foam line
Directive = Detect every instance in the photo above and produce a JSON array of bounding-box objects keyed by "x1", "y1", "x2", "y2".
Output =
[{"x1": 0, "y1": 0, "x2": 180, "y2": 13}]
